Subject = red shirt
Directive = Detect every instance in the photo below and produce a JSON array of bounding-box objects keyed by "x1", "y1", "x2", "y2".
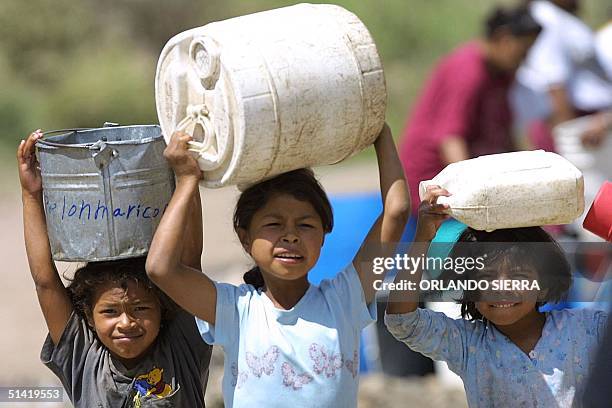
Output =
[{"x1": 399, "y1": 42, "x2": 514, "y2": 214}]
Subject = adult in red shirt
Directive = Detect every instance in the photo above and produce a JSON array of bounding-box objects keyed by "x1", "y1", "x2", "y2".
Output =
[{"x1": 400, "y1": 6, "x2": 542, "y2": 218}]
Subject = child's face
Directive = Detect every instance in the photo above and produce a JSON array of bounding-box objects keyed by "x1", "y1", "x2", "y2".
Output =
[
  {"x1": 474, "y1": 264, "x2": 541, "y2": 326},
  {"x1": 89, "y1": 281, "x2": 161, "y2": 367},
  {"x1": 240, "y1": 193, "x2": 325, "y2": 282}
]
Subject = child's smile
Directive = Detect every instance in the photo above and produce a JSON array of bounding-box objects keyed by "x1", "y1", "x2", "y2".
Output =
[
  {"x1": 476, "y1": 300, "x2": 539, "y2": 326},
  {"x1": 489, "y1": 302, "x2": 519, "y2": 309}
]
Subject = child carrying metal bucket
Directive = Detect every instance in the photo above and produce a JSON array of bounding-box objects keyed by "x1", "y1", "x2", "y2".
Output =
[{"x1": 18, "y1": 130, "x2": 212, "y2": 408}]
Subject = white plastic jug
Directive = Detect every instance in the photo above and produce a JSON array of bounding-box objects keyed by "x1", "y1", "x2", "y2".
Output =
[
  {"x1": 419, "y1": 150, "x2": 585, "y2": 231},
  {"x1": 155, "y1": 3, "x2": 386, "y2": 188}
]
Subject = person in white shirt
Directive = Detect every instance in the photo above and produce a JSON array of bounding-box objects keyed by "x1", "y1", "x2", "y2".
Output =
[{"x1": 511, "y1": 0, "x2": 611, "y2": 150}]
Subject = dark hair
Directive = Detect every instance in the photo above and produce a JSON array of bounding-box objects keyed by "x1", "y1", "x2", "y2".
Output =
[
  {"x1": 234, "y1": 168, "x2": 333, "y2": 289},
  {"x1": 447, "y1": 227, "x2": 572, "y2": 322},
  {"x1": 67, "y1": 256, "x2": 177, "y2": 326},
  {"x1": 485, "y1": 5, "x2": 542, "y2": 38}
]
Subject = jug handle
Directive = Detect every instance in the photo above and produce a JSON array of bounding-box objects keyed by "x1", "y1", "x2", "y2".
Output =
[{"x1": 175, "y1": 105, "x2": 221, "y2": 171}]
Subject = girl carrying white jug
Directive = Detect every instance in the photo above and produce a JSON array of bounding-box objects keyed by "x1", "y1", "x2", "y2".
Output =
[{"x1": 386, "y1": 182, "x2": 608, "y2": 407}]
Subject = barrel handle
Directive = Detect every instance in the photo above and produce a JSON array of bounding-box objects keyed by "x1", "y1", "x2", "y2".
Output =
[{"x1": 175, "y1": 104, "x2": 221, "y2": 171}]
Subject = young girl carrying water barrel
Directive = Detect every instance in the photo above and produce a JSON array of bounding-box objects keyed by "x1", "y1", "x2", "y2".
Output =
[{"x1": 146, "y1": 124, "x2": 411, "y2": 407}]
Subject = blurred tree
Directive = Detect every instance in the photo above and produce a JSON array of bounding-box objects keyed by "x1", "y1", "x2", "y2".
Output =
[
  {"x1": 0, "y1": 0, "x2": 100, "y2": 84},
  {"x1": 94, "y1": 0, "x2": 230, "y2": 54},
  {"x1": 0, "y1": 0, "x2": 607, "y2": 152},
  {"x1": 44, "y1": 46, "x2": 157, "y2": 129}
]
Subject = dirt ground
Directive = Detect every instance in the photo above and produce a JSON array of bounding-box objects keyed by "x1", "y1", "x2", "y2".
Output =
[{"x1": 0, "y1": 157, "x2": 467, "y2": 407}]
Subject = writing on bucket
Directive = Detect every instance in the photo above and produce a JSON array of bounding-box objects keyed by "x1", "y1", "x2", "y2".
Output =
[{"x1": 45, "y1": 196, "x2": 169, "y2": 221}]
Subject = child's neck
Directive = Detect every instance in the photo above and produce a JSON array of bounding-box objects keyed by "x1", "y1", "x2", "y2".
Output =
[
  {"x1": 263, "y1": 275, "x2": 310, "y2": 310},
  {"x1": 493, "y1": 309, "x2": 546, "y2": 355}
]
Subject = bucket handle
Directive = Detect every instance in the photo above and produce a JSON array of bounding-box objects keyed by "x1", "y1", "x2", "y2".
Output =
[
  {"x1": 36, "y1": 127, "x2": 118, "y2": 168},
  {"x1": 36, "y1": 128, "x2": 91, "y2": 148},
  {"x1": 36, "y1": 123, "x2": 119, "y2": 148}
]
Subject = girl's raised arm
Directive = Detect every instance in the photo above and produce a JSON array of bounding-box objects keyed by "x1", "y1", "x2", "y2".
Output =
[
  {"x1": 353, "y1": 124, "x2": 411, "y2": 303},
  {"x1": 146, "y1": 132, "x2": 217, "y2": 324},
  {"x1": 386, "y1": 186, "x2": 450, "y2": 314},
  {"x1": 18, "y1": 131, "x2": 73, "y2": 345},
  {"x1": 181, "y1": 184, "x2": 204, "y2": 272}
]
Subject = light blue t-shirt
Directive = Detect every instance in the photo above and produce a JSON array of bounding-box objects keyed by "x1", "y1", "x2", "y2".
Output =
[
  {"x1": 197, "y1": 263, "x2": 376, "y2": 408},
  {"x1": 385, "y1": 308, "x2": 607, "y2": 408}
]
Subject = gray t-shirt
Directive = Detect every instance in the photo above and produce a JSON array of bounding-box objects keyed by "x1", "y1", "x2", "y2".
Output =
[{"x1": 41, "y1": 310, "x2": 211, "y2": 408}]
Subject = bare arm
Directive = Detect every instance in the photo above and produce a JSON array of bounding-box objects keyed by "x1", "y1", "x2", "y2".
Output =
[
  {"x1": 353, "y1": 124, "x2": 411, "y2": 303},
  {"x1": 549, "y1": 86, "x2": 576, "y2": 127},
  {"x1": 386, "y1": 186, "x2": 450, "y2": 314},
  {"x1": 440, "y1": 136, "x2": 469, "y2": 165},
  {"x1": 580, "y1": 110, "x2": 612, "y2": 148},
  {"x1": 181, "y1": 187, "x2": 203, "y2": 271},
  {"x1": 18, "y1": 131, "x2": 72, "y2": 345},
  {"x1": 549, "y1": 87, "x2": 611, "y2": 148},
  {"x1": 146, "y1": 132, "x2": 217, "y2": 324}
]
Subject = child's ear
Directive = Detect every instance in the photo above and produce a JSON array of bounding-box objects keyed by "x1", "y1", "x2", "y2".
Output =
[
  {"x1": 85, "y1": 310, "x2": 95, "y2": 328},
  {"x1": 237, "y1": 228, "x2": 251, "y2": 253}
]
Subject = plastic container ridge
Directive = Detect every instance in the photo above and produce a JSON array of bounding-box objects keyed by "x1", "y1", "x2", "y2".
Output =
[{"x1": 419, "y1": 150, "x2": 585, "y2": 231}]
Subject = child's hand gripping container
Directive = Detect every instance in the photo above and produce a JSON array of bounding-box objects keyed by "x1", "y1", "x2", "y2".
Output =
[
  {"x1": 36, "y1": 125, "x2": 175, "y2": 261},
  {"x1": 155, "y1": 3, "x2": 386, "y2": 188},
  {"x1": 419, "y1": 150, "x2": 585, "y2": 231}
]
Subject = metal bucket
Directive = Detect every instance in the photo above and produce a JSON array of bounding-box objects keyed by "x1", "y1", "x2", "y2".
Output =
[{"x1": 36, "y1": 124, "x2": 175, "y2": 262}]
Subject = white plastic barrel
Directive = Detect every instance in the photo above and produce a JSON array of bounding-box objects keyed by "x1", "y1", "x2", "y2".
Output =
[
  {"x1": 419, "y1": 150, "x2": 585, "y2": 231},
  {"x1": 155, "y1": 3, "x2": 386, "y2": 188}
]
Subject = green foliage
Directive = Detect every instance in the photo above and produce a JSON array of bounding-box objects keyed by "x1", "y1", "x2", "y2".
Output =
[
  {"x1": 44, "y1": 47, "x2": 157, "y2": 130},
  {"x1": 0, "y1": 0, "x2": 608, "y2": 155}
]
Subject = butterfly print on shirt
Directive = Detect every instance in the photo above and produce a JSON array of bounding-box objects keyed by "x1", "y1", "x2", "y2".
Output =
[
  {"x1": 231, "y1": 362, "x2": 248, "y2": 389},
  {"x1": 281, "y1": 362, "x2": 314, "y2": 390},
  {"x1": 309, "y1": 343, "x2": 343, "y2": 378},
  {"x1": 344, "y1": 350, "x2": 359, "y2": 378},
  {"x1": 246, "y1": 346, "x2": 280, "y2": 378}
]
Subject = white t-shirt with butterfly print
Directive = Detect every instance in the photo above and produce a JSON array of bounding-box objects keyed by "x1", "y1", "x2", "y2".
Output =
[{"x1": 196, "y1": 263, "x2": 376, "y2": 408}]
